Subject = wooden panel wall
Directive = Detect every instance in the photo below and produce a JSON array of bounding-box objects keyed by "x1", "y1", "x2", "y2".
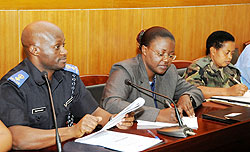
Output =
[
  {"x1": 88, "y1": 9, "x2": 142, "y2": 74},
  {"x1": 0, "y1": 11, "x2": 19, "y2": 77},
  {"x1": 19, "y1": 10, "x2": 89, "y2": 74},
  {"x1": 1, "y1": 0, "x2": 250, "y2": 9},
  {"x1": 0, "y1": 3, "x2": 250, "y2": 78},
  {"x1": 142, "y1": 4, "x2": 250, "y2": 60}
]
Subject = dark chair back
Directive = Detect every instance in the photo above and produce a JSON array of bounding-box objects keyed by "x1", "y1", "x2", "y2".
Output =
[
  {"x1": 172, "y1": 60, "x2": 192, "y2": 77},
  {"x1": 86, "y1": 84, "x2": 106, "y2": 104},
  {"x1": 231, "y1": 48, "x2": 239, "y2": 65},
  {"x1": 80, "y1": 75, "x2": 109, "y2": 86},
  {"x1": 80, "y1": 75, "x2": 109, "y2": 104}
]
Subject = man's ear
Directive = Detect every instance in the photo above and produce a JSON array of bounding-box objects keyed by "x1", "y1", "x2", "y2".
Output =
[
  {"x1": 141, "y1": 45, "x2": 148, "y2": 56},
  {"x1": 28, "y1": 45, "x2": 39, "y2": 56}
]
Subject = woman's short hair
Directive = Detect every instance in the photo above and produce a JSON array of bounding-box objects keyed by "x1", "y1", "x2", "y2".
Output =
[{"x1": 206, "y1": 30, "x2": 235, "y2": 55}]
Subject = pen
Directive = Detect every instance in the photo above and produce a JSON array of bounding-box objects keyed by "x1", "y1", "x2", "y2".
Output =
[
  {"x1": 164, "y1": 100, "x2": 174, "y2": 108},
  {"x1": 232, "y1": 77, "x2": 241, "y2": 84},
  {"x1": 147, "y1": 130, "x2": 160, "y2": 140}
]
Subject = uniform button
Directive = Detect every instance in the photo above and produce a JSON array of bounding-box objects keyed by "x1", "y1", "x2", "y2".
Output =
[{"x1": 36, "y1": 116, "x2": 40, "y2": 121}]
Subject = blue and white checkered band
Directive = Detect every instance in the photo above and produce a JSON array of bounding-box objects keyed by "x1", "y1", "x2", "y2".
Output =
[
  {"x1": 7, "y1": 70, "x2": 29, "y2": 88},
  {"x1": 65, "y1": 73, "x2": 77, "y2": 127},
  {"x1": 64, "y1": 64, "x2": 79, "y2": 75},
  {"x1": 67, "y1": 112, "x2": 74, "y2": 127}
]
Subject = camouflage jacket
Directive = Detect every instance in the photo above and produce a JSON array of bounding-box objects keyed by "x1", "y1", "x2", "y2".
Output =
[{"x1": 184, "y1": 56, "x2": 241, "y2": 88}]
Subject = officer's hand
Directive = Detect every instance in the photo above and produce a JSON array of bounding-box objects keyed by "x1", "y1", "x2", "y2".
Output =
[
  {"x1": 156, "y1": 107, "x2": 182, "y2": 123},
  {"x1": 228, "y1": 84, "x2": 248, "y2": 96},
  {"x1": 177, "y1": 95, "x2": 195, "y2": 117},
  {"x1": 73, "y1": 114, "x2": 102, "y2": 138},
  {"x1": 115, "y1": 112, "x2": 135, "y2": 130}
]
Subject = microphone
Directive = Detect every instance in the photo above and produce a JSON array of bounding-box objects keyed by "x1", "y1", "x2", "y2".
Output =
[
  {"x1": 41, "y1": 71, "x2": 62, "y2": 152},
  {"x1": 124, "y1": 79, "x2": 195, "y2": 138}
]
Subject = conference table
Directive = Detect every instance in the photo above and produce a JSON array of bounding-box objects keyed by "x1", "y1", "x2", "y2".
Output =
[{"x1": 12, "y1": 101, "x2": 250, "y2": 152}]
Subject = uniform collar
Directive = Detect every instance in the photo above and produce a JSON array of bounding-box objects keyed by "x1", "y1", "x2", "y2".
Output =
[
  {"x1": 207, "y1": 56, "x2": 235, "y2": 76},
  {"x1": 201, "y1": 56, "x2": 235, "y2": 80},
  {"x1": 24, "y1": 58, "x2": 65, "y2": 86},
  {"x1": 210, "y1": 61, "x2": 221, "y2": 72}
]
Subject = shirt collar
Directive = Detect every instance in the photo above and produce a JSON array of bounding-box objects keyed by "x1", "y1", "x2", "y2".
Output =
[
  {"x1": 24, "y1": 58, "x2": 65, "y2": 86},
  {"x1": 210, "y1": 61, "x2": 221, "y2": 72},
  {"x1": 207, "y1": 56, "x2": 235, "y2": 77}
]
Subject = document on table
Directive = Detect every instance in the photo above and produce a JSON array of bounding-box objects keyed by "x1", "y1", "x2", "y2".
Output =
[
  {"x1": 207, "y1": 98, "x2": 250, "y2": 107},
  {"x1": 182, "y1": 117, "x2": 198, "y2": 129},
  {"x1": 75, "y1": 97, "x2": 163, "y2": 152},
  {"x1": 137, "y1": 117, "x2": 198, "y2": 130},
  {"x1": 137, "y1": 120, "x2": 178, "y2": 129},
  {"x1": 75, "y1": 130, "x2": 162, "y2": 152},
  {"x1": 211, "y1": 90, "x2": 250, "y2": 105}
]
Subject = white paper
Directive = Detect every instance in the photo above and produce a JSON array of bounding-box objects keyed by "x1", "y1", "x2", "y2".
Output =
[
  {"x1": 212, "y1": 90, "x2": 250, "y2": 105},
  {"x1": 101, "y1": 97, "x2": 145, "y2": 131},
  {"x1": 224, "y1": 112, "x2": 242, "y2": 117},
  {"x1": 243, "y1": 90, "x2": 250, "y2": 97},
  {"x1": 137, "y1": 116, "x2": 198, "y2": 130},
  {"x1": 207, "y1": 98, "x2": 250, "y2": 107},
  {"x1": 182, "y1": 117, "x2": 198, "y2": 129},
  {"x1": 75, "y1": 130, "x2": 162, "y2": 152},
  {"x1": 75, "y1": 97, "x2": 150, "y2": 150},
  {"x1": 137, "y1": 120, "x2": 178, "y2": 129}
]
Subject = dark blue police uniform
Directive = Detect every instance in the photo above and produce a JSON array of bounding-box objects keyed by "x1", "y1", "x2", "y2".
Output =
[{"x1": 0, "y1": 58, "x2": 98, "y2": 129}]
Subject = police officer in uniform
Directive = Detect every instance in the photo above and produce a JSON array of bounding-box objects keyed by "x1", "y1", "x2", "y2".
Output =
[
  {"x1": 184, "y1": 31, "x2": 248, "y2": 99},
  {"x1": 0, "y1": 21, "x2": 134, "y2": 150}
]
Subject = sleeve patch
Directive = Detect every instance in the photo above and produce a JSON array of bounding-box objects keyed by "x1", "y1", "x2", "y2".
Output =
[
  {"x1": 7, "y1": 70, "x2": 29, "y2": 88},
  {"x1": 64, "y1": 64, "x2": 79, "y2": 75}
]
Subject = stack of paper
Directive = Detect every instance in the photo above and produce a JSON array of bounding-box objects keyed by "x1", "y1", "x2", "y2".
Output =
[
  {"x1": 76, "y1": 130, "x2": 162, "y2": 152},
  {"x1": 137, "y1": 120, "x2": 178, "y2": 129},
  {"x1": 211, "y1": 90, "x2": 250, "y2": 107},
  {"x1": 75, "y1": 97, "x2": 163, "y2": 151},
  {"x1": 137, "y1": 117, "x2": 198, "y2": 130}
]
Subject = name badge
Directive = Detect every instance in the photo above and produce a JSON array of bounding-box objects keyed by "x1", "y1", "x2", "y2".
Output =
[{"x1": 32, "y1": 107, "x2": 46, "y2": 114}]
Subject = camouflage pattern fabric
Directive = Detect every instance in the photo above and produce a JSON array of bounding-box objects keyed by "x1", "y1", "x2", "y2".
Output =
[{"x1": 183, "y1": 56, "x2": 241, "y2": 88}]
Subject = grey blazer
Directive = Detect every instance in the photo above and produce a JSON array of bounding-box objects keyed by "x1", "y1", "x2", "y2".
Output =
[{"x1": 101, "y1": 54, "x2": 204, "y2": 121}]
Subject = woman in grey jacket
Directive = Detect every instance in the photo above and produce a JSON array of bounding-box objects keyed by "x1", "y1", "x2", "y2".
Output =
[{"x1": 101, "y1": 26, "x2": 204, "y2": 122}]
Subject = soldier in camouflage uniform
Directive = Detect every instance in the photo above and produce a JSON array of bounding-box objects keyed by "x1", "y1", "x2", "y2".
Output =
[
  {"x1": 185, "y1": 56, "x2": 240, "y2": 87},
  {"x1": 184, "y1": 31, "x2": 248, "y2": 99}
]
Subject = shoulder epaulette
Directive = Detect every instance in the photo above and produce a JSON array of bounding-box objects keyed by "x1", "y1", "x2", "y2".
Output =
[
  {"x1": 7, "y1": 70, "x2": 29, "y2": 88},
  {"x1": 196, "y1": 57, "x2": 210, "y2": 68},
  {"x1": 63, "y1": 64, "x2": 79, "y2": 75}
]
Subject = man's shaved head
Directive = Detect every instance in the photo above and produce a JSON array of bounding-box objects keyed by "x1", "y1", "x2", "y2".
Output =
[
  {"x1": 20, "y1": 21, "x2": 67, "y2": 76},
  {"x1": 21, "y1": 21, "x2": 64, "y2": 55}
]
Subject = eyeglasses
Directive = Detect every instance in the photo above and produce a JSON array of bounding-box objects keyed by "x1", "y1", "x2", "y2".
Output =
[{"x1": 151, "y1": 49, "x2": 176, "y2": 61}]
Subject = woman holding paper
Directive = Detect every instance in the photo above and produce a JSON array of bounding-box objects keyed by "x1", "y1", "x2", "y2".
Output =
[
  {"x1": 101, "y1": 26, "x2": 204, "y2": 123},
  {"x1": 184, "y1": 31, "x2": 248, "y2": 98}
]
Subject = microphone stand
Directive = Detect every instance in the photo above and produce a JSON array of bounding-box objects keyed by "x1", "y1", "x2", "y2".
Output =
[
  {"x1": 42, "y1": 72, "x2": 62, "y2": 152},
  {"x1": 125, "y1": 79, "x2": 195, "y2": 138}
]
